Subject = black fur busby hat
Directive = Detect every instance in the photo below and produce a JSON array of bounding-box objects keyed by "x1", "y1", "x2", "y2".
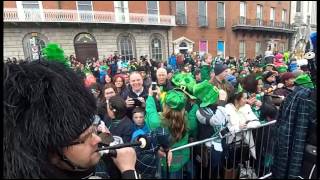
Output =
[{"x1": 3, "y1": 60, "x2": 97, "y2": 178}]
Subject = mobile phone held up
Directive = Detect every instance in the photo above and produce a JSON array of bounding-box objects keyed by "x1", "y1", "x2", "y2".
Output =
[
  {"x1": 151, "y1": 82, "x2": 157, "y2": 91},
  {"x1": 219, "y1": 127, "x2": 230, "y2": 138}
]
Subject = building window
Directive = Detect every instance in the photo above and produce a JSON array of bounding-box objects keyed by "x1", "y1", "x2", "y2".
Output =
[
  {"x1": 279, "y1": 43, "x2": 285, "y2": 53},
  {"x1": 270, "y1": 7, "x2": 275, "y2": 26},
  {"x1": 77, "y1": 1, "x2": 93, "y2": 21},
  {"x1": 118, "y1": 34, "x2": 135, "y2": 61},
  {"x1": 22, "y1": 32, "x2": 48, "y2": 61},
  {"x1": 199, "y1": 40, "x2": 208, "y2": 57},
  {"x1": 255, "y1": 42, "x2": 261, "y2": 57},
  {"x1": 151, "y1": 38, "x2": 162, "y2": 61},
  {"x1": 296, "y1": 1, "x2": 301, "y2": 12},
  {"x1": 77, "y1": 1, "x2": 92, "y2": 11},
  {"x1": 147, "y1": 1, "x2": 159, "y2": 24},
  {"x1": 21, "y1": 1, "x2": 40, "y2": 9},
  {"x1": 256, "y1": 4, "x2": 263, "y2": 26},
  {"x1": 114, "y1": 1, "x2": 129, "y2": 22},
  {"x1": 239, "y1": 41, "x2": 246, "y2": 58},
  {"x1": 176, "y1": 1, "x2": 187, "y2": 25},
  {"x1": 217, "y1": 40, "x2": 225, "y2": 58},
  {"x1": 281, "y1": 9, "x2": 286, "y2": 22},
  {"x1": 217, "y1": 2, "x2": 225, "y2": 27},
  {"x1": 198, "y1": 1, "x2": 208, "y2": 27},
  {"x1": 240, "y1": 1, "x2": 246, "y2": 24}
]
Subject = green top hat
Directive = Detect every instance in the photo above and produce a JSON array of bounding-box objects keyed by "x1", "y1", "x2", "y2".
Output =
[
  {"x1": 193, "y1": 80, "x2": 219, "y2": 107},
  {"x1": 171, "y1": 73, "x2": 197, "y2": 99},
  {"x1": 276, "y1": 65, "x2": 288, "y2": 73},
  {"x1": 164, "y1": 90, "x2": 187, "y2": 111},
  {"x1": 295, "y1": 74, "x2": 314, "y2": 89}
]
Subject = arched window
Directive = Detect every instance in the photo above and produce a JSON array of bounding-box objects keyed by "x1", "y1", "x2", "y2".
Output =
[
  {"x1": 151, "y1": 38, "x2": 162, "y2": 61},
  {"x1": 179, "y1": 42, "x2": 187, "y2": 47},
  {"x1": 149, "y1": 33, "x2": 164, "y2": 61},
  {"x1": 118, "y1": 33, "x2": 135, "y2": 61},
  {"x1": 22, "y1": 32, "x2": 48, "y2": 61}
]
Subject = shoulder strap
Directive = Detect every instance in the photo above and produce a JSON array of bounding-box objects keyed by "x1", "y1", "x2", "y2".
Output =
[{"x1": 198, "y1": 108, "x2": 213, "y2": 125}]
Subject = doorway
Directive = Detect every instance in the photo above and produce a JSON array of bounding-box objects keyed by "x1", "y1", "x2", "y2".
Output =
[{"x1": 74, "y1": 32, "x2": 98, "y2": 64}]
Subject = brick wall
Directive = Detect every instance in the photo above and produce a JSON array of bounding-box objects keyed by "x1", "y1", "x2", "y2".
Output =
[
  {"x1": 171, "y1": 1, "x2": 291, "y2": 58},
  {"x1": 4, "y1": 1, "x2": 16, "y2": 8}
]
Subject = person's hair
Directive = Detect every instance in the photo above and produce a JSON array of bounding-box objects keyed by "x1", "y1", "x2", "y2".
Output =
[
  {"x1": 242, "y1": 74, "x2": 259, "y2": 93},
  {"x1": 132, "y1": 107, "x2": 145, "y2": 116},
  {"x1": 4, "y1": 61, "x2": 96, "y2": 178},
  {"x1": 113, "y1": 75, "x2": 126, "y2": 90},
  {"x1": 203, "y1": 53, "x2": 212, "y2": 60},
  {"x1": 108, "y1": 95, "x2": 127, "y2": 119},
  {"x1": 104, "y1": 74, "x2": 113, "y2": 83},
  {"x1": 101, "y1": 83, "x2": 117, "y2": 101},
  {"x1": 227, "y1": 82, "x2": 244, "y2": 105},
  {"x1": 161, "y1": 104, "x2": 187, "y2": 142},
  {"x1": 129, "y1": 71, "x2": 143, "y2": 80}
]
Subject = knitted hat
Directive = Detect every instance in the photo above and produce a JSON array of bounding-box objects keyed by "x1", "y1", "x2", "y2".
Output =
[
  {"x1": 280, "y1": 72, "x2": 295, "y2": 83},
  {"x1": 295, "y1": 74, "x2": 314, "y2": 88},
  {"x1": 164, "y1": 90, "x2": 187, "y2": 110},
  {"x1": 193, "y1": 80, "x2": 219, "y2": 107},
  {"x1": 171, "y1": 72, "x2": 197, "y2": 99},
  {"x1": 214, "y1": 63, "x2": 228, "y2": 75}
]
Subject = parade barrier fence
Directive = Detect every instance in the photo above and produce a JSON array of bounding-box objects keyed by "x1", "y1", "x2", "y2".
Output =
[{"x1": 163, "y1": 120, "x2": 277, "y2": 179}]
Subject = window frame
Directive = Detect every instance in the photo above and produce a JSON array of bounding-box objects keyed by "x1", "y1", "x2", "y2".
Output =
[
  {"x1": 16, "y1": 1, "x2": 44, "y2": 21},
  {"x1": 198, "y1": 1, "x2": 208, "y2": 27},
  {"x1": 176, "y1": 1, "x2": 187, "y2": 25},
  {"x1": 239, "y1": 40, "x2": 246, "y2": 58},
  {"x1": 151, "y1": 38, "x2": 163, "y2": 61},
  {"x1": 217, "y1": 2, "x2": 225, "y2": 28},
  {"x1": 217, "y1": 40, "x2": 225, "y2": 58},
  {"x1": 118, "y1": 34, "x2": 135, "y2": 61},
  {"x1": 240, "y1": 1, "x2": 246, "y2": 24},
  {"x1": 255, "y1": 41, "x2": 261, "y2": 57},
  {"x1": 146, "y1": 1, "x2": 160, "y2": 24}
]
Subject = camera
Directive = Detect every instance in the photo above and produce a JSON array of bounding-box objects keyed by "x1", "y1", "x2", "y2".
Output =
[{"x1": 132, "y1": 98, "x2": 142, "y2": 106}]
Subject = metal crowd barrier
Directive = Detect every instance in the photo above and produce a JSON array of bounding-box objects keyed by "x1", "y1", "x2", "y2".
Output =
[{"x1": 164, "y1": 120, "x2": 277, "y2": 179}]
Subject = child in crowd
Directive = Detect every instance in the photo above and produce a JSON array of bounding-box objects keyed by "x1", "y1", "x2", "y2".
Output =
[{"x1": 131, "y1": 107, "x2": 159, "y2": 179}]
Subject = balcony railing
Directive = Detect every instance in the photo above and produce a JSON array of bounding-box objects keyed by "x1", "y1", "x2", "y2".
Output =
[
  {"x1": 232, "y1": 17, "x2": 295, "y2": 33},
  {"x1": 3, "y1": 8, "x2": 175, "y2": 26}
]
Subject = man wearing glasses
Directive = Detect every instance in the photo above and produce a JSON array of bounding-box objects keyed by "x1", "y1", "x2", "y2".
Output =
[{"x1": 3, "y1": 60, "x2": 138, "y2": 179}]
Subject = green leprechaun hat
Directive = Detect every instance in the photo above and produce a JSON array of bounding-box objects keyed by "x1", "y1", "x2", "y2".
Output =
[
  {"x1": 276, "y1": 65, "x2": 288, "y2": 73},
  {"x1": 171, "y1": 72, "x2": 197, "y2": 99},
  {"x1": 193, "y1": 80, "x2": 219, "y2": 107},
  {"x1": 294, "y1": 73, "x2": 315, "y2": 89},
  {"x1": 164, "y1": 90, "x2": 187, "y2": 111}
]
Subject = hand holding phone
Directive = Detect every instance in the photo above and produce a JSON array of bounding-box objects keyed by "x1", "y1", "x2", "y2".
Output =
[{"x1": 219, "y1": 127, "x2": 230, "y2": 138}]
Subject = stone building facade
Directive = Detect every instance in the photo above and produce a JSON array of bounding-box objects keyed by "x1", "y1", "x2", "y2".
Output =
[{"x1": 4, "y1": 1, "x2": 174, "y2": 63}]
